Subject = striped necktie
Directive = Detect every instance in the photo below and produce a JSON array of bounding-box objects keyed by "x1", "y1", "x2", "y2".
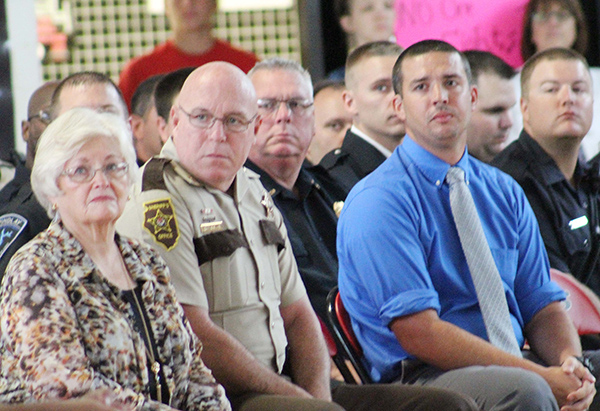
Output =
[{"x1": 446, "y1": 166, "x2": 522, "y2": 357}]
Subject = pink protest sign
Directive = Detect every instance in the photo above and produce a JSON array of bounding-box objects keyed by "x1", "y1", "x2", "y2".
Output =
[{"x1": 395, "y1": 0, "x2": 529, "y2": 67}]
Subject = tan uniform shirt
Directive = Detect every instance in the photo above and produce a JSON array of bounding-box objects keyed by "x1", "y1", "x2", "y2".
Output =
[{"x1": 117, "y1": 139, "x2": 306, "y2": 373}]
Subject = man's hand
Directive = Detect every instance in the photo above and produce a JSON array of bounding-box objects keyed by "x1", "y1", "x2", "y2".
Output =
[
  {"x1": 392, "y1": 308, "x2": 596, "y2": 409},
  {"x1": 561, "y1": 356, "x2": 596, "y2": 411},
  {"x1": 540, "y1": 357, "x2": 596, "y2": 411}
]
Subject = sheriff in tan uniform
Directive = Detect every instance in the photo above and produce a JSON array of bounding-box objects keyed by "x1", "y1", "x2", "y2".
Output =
[
  {"x1": 117, "y1": 138, "x2": 306, "y2": 372},
  {"x1": 115, "y1": 63, "x2": 344, "y2": 411}
]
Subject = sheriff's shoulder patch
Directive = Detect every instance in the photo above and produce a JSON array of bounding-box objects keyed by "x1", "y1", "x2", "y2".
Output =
[
  {"x1": 143, "y1": 198, "x2": 179, "y2": 251},
  {"x1": 0, "y1": 213, "x2": 27, "y2": 260}
]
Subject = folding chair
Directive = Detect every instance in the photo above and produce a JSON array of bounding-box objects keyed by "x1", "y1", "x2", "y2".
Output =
[
  {"x1": 326, "y1": 286, "x2": 373, "y2": 384},
  {"x1": 550, "y1": 268, "x2": 600, "y2": 335},
  {"x1": 318, "y1": 317, "x2": 358, "y2": 384}
]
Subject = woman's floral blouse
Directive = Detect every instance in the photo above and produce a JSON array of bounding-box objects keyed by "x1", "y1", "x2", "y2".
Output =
[{"x1": 0, "y1": 222, "x2": 231, "y2": 411}]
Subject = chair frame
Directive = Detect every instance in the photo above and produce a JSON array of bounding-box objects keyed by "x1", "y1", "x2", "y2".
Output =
[
  {"x1": 318, "y1": 316, "x2": 358, "y2": 384},
  {"x1": 550, "y1": 268, "x2": 600, "y2": 335},
  {"x1": 326, "y1": 286, "x2": 373, "y2": 384}
]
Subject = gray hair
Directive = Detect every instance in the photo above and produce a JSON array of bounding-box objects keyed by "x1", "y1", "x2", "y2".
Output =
[
  {"x1": 32, "y1": 107, "x2": 138, "y2": 218},
  {"x1": 248, "y1": 58, "x2": 313, "y2": 95}
]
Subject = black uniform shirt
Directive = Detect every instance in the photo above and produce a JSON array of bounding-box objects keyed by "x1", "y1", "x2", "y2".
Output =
[
  {"x1": 246, "y1": 160, "x2": 346, "y2": 320},
  {"x1": 0, "y1": 164, "x2": 51, "y2": 278},
  {"x1": 492, "y1": 131, "x2": 600, "y2": 295},
  {"x1": 319, "y1": 129, "x2": 387, "y2": 195},
  {"x1": 0, "y1": 154, "x2": 26, "y2": 205}
]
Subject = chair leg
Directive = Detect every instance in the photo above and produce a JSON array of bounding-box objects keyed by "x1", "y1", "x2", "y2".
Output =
[{"x1": 332, "y1": 355, "x2": 360, "y2": 384}]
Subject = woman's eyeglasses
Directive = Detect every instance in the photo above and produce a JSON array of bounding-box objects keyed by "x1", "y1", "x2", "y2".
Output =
[{"x1": 61, "y1": 162, "x2": 129, "y2": 183}]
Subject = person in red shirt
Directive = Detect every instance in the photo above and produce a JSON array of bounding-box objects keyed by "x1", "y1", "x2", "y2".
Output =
[{"x1": 119, "y1": 0, "x2": 259, "y2": 110}]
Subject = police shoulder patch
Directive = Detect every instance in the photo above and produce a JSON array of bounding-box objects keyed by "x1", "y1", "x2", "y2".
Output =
[
  {"x1": 143, "y1": 198, "x2": 179, "y2": 251},
  {"x1": 0, "y1": 213, "x2": 28, "y2": 260}
]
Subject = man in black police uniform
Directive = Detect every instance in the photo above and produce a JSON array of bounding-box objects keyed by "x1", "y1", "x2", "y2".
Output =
[
  {"x1": 492, "y1": 48, "x2": 600, "y2": 299},
  {"x1": 0, "y1": 81, "x2": 57, "y2": 276},
  {"x1": 319, "y1": 41, "x2": 404, "y2": 194},
  {"x1": 0, "y1": 81, "x2": 58, "y2": 205},
  {"x1": 245, "y1": 58, "x2": 347, "y2": 321}
]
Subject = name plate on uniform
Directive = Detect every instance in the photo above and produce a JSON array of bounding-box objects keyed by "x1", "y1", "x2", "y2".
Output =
[
  {"x1": 569, "y1": 215, "x2": 589, "y2": 230},
  {"x1": 200, "y1": 221, "x2": 225, "y2": 234}
]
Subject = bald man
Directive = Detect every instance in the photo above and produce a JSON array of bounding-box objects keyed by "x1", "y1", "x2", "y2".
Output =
[
  {"x1": 0, "y1": 82, "x2": 56, "y2": 191},
  {"x1": 117, "y1": 62, "x2": 342, "y2": 410}
]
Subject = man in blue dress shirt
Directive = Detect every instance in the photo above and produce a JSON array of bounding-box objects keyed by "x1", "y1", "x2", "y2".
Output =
[{"x1": 337, "y1": 40, "x2": 596, "y2": 410}]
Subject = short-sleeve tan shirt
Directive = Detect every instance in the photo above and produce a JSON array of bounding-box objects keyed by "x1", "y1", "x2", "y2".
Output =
[{"x1": 117, "y1": 139, "x2": 306, "y2": 372}]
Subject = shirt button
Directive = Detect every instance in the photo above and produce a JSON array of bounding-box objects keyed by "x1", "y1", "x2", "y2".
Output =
[
  {"x1": 271, "y1": 322, "x2": 275, "y2": 329},
  {"x1": 584, "y1": 239, "x2": 589, "y2": 246},
  {"x1": 435, "y1": 180, "x2": 441, "y2": 186},
  {"x1": 260, "y1": 282, "x2": 265, "y2": 288}
]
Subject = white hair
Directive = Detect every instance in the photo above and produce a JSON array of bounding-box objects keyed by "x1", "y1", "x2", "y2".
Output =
[{"x1": 31, "y1": 107, "x2": 138, "y2": 218}]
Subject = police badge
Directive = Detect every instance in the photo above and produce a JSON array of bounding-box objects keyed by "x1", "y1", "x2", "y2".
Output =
[
  {"x1": 143, "y1": 198, "x2": 180, "y2": 250},
  {"x1": 0, "y1": 213, "x2": 27, "y2": 260}
]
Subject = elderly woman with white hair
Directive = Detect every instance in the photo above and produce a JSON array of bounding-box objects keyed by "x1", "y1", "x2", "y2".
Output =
[{"x1": 0, "y1": 108, "x2": 230, "y2": 411}]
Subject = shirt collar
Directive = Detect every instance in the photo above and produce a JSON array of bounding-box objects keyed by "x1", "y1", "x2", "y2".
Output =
[
  {"x1": 246, "y1": 159, "x2": 315, "y2": 201},
  {"x1": 47, "y1": 222, "x2": 154, "y2": 286},
  {"x1": 518, "y1": 131, "x2": 570, "y2": 186},
  {"x1": 351, "y1": 125, "x2": 393, "y2": 158},
  {"x1": 399, "y1": 134, "x2": 470, "y2": 188},
  {"x1": 160, "y1": 138, "x2": 203, "y2": 187}
]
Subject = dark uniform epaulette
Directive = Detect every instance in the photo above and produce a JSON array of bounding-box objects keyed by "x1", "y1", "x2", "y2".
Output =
[
  {"x1": 319, "y1": 148, "x2": 347, "y2": 170},
  {"x1": 142, "y1": 158, "x2": 171, "y2": 192},
  {"x1": 306, "y1": 164, "x2": 350, "y2": 201}
]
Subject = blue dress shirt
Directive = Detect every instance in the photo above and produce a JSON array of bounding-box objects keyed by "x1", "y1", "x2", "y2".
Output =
[{"x1": 337, "y1": 135, "x2": 566, "y2": 383}]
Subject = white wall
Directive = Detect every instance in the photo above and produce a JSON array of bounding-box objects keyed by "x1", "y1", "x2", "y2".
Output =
[{"x1": 5, "y1": 0, "x2": 42, "y2": 155}]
